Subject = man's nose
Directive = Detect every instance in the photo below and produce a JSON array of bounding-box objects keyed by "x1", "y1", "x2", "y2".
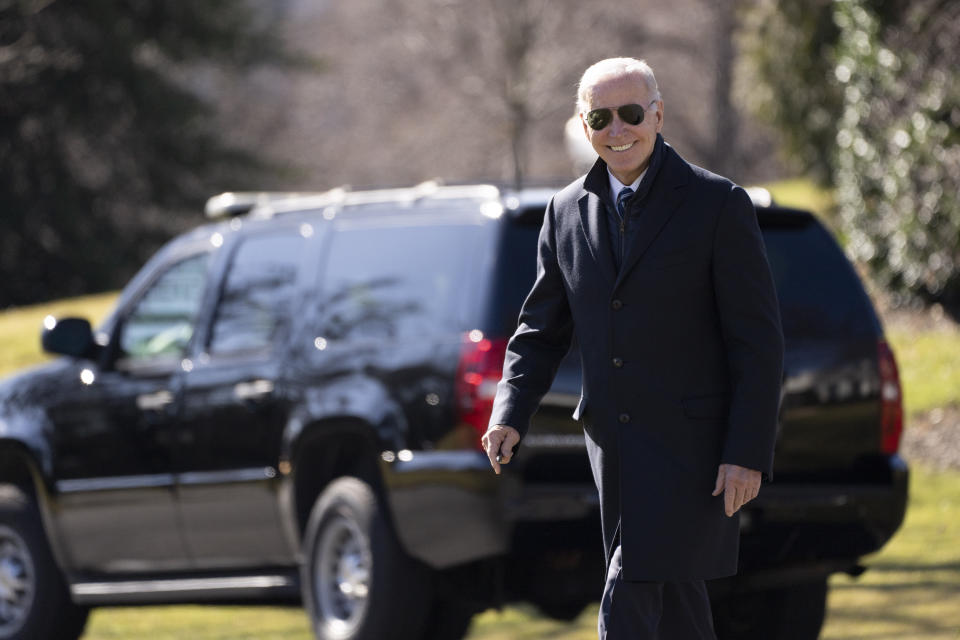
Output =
[{"x1": 608, "y1": 115, "x2": 627, "y2": 136}]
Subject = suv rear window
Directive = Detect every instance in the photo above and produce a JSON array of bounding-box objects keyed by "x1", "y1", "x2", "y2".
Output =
[
  {"x1": 761, "y1": 215, "x2": 880, "y2": 343},
  {"x1": 488, "y1": 217, "x2": 541, "y2": 337},
  {"x1": 488, "y1": 209, "x2": 880, "y2": 352}
]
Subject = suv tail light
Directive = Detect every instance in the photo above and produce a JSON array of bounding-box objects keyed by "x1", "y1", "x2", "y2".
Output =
[
  {"x1": 877, "y1": 339, "x2": 903, "y2": 454},
  {"x1": 455, "y1": 331, "x2": 508, "y2": 447}
]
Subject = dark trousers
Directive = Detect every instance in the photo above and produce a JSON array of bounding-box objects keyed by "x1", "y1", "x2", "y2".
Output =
[{"x1": 599, "y1": 545, "x2": 718, "y2": 640}]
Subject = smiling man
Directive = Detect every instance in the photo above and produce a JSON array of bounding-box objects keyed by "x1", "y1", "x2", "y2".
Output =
[{"x1": 482, "y1": 58, "x2": 785, "y2": 639}]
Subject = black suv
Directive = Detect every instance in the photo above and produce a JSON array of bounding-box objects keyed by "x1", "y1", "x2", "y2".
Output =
[{"x1": 0, "y1": 182, "x2": 907, "y2": 640}]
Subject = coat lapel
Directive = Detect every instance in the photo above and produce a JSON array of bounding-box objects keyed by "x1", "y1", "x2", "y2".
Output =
[
  {"x1": 577, "y1": 190, "x2": 617, "y2": 287},
  {"x1": 614, "y1": 148, "x2": 690, "y2": 290}
]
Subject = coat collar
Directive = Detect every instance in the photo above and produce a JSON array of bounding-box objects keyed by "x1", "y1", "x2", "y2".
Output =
[{"x1": 576, "y1": 136, "x2": 691, "y2": 290}]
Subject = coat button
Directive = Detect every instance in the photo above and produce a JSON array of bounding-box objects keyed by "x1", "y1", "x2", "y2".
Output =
[
  {"x1": 612, "y1": 357, "x2": 623, "y2": 368},
  {"x1": 618, "y1": 413, "x2": 630, "y2": 424},
  {"x1": 611, "y1": 299, "x2": 623, "y2": 310}
]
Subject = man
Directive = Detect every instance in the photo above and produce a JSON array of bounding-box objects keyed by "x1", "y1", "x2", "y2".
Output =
[{"x1": 481, "y1": 58, "x2": 784, "y2": 639}]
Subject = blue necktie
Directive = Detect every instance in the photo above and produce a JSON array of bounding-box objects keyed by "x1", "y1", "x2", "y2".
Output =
[{"x1": 616, "y1": 187, "x2": 634, "y2": 220}]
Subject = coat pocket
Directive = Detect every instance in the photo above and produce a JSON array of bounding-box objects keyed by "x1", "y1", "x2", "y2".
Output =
[{"x1": 681, "y1": 393, "x2": 730, "y2": 419}]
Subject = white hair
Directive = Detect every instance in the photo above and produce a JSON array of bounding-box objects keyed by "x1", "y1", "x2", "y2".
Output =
[{"x1": 576, "y1": 57, "x2": 661, "y2": 113}]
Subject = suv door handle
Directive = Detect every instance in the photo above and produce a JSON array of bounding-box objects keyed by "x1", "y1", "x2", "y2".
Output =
[
  {"x1": 233, "y1": 379, "x2": 275, "y2": 401},
  {"x1": 136, "y1": 390, "x2": 175, "y2": 411}
]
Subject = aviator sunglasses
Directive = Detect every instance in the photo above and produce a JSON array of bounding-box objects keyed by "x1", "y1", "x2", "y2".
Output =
[{"x1": 584, "y1": 98, "x2": 659, "y2": 131}]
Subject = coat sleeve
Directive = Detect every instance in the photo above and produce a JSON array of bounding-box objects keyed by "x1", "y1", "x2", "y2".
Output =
[
  {"x1": 488, "y1": 197, "x2": 574, "y2": 440},
  {"x1": 711, "y1": 185, "x2": 785, "y2": 479}
]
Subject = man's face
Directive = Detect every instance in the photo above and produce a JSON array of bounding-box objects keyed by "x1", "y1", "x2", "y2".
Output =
[{"x1": 580, "y1": 73, "x2": 664, "y2": 185}]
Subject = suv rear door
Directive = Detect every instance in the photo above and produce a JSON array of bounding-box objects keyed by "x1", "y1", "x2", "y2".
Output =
[{"x1": 174, "y1": 226, "x2": 314, "y2": 568}]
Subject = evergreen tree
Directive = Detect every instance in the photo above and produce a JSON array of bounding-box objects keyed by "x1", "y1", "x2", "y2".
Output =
[{"x1": 0, "y1": 1, "x2": 292, "y2": 306}]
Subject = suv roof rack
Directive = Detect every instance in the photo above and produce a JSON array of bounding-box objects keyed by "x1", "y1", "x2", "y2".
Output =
[
  {"x1": 204, "y1": 191, "x2": 338, "y2": 220},
  {"x1": 243, "y1": 181, "x2": 504, "y2": 219},
  {"x1": 207, "y1": 183, "x2": 776, "y2": 222},
  {"x1": 204, "y1": 181, "x2": 566, "y2": 222}
]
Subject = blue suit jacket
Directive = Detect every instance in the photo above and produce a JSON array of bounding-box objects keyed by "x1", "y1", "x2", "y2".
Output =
[{"x1": 489, "y1": 141, "x2": 784, "y2": 581}]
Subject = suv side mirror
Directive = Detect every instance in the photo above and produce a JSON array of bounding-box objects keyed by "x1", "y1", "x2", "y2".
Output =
[{"x1": 42, "y1": 316, "x2": 101, "y2": 360}]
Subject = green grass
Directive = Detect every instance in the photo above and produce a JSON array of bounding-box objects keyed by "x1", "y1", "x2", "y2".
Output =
[
  {"x1": 886, "y1": 325, "x2": 960, "y2": 417},
  {"x1": 760, "y1": 177, "x2": 835, "y2": 217},
  {"x1": 83, "y1": 606, "x2": 313, "y2": 640}
]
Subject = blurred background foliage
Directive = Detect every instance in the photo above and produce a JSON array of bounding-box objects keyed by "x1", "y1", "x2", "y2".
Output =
[
  {"x1": 0, "y1": 0, "x2": 300, "y2": 306},
  {"x1": 0, "y1": 0, "x2": 958, "y2": 318},
  {"x1": 831, "y1": 0, "x2": 960, "y2": 314},
  {"x1": 742, "y1": 0, "x2": 960, "y2": 315}
]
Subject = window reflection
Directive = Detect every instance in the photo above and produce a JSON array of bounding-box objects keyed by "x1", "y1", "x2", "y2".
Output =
[
  {"x1": 208, "y1": 233, "x2": 305, "y2": 355},
  {"x1": 120, "y1": 253, "x2": 210, "y2": 360},
  {"x1": 317, "y1": 225, "x2": 479, "y2": 342}
]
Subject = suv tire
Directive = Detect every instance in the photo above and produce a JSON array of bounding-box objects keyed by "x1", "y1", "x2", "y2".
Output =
[
  {"x1": 301, "y1": 477, "x2": 430, "y2": 640},
  {"x1": 0, "y1": 485, "x2": 88, "y2": 640}
]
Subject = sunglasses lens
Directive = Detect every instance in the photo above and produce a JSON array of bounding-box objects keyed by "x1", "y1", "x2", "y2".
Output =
[
  {"x1": 586, "y1": 108, "x2": 612, "y2": 130},
  {"x1": 587, "y1": 104, "x2": 649, "y2": 130},
  {"x1": 619, "y1": 104, "x2": 644, "y2": 125}
]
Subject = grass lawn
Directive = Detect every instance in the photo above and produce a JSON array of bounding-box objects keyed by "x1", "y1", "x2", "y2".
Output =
[
  {"x1": 761, "y1": 177, "x2": 835, "y2": 219},
  {"x1": 886, "y1": 323, "x2": 960, "y2": 417}
]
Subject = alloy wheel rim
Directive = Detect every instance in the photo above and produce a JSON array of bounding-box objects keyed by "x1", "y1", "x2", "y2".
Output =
[
  {"x1": 0, "y1": 526, "x2": 34, "y2": 636},
  {"x1": 314, "y1": 514, "x2": 371, "y2": 638}
]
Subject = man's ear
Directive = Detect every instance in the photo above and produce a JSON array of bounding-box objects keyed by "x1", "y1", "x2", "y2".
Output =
[
  {"x1": 580, "y1": 113, "x2": 591, "y2": 139},
  {"x1": 654, "y1": 101, "x2": 664, "y2": 133}
]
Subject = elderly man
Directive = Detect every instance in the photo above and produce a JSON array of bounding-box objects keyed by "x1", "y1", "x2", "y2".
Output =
[{"x1": 482, "y1": 58, "x2": 784, "y2": 639}]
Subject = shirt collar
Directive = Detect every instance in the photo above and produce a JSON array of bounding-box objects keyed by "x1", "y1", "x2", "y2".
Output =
[{"x1": 608, "y1": 168, "x2": 644, "y2": 198}]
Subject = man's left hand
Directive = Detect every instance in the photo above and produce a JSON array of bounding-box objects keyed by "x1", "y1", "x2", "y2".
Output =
[{"x1": 712, "y1": 464, "x2": 761, "y2": 517}]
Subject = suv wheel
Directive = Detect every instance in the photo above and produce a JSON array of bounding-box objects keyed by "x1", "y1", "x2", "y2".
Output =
[
  {"x1": 0, "y1": 485, "x2": 88, "y2": 640},
  {"x1": 302, "y1": 477, "x2": 430, "y2": 640}
]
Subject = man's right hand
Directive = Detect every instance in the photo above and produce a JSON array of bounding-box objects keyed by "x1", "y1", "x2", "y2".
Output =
[{"x1": 482, "y1": 425, "x2": 521, "y2": 475}]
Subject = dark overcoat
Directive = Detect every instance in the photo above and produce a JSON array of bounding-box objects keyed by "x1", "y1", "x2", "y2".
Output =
[{"x1": 489, "y1": 140, "x2": 784, "y2": 581}]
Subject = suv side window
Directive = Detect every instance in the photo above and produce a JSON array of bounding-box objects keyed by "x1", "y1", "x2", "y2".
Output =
[
  {"x1": 119, "y1": 253, "x2": 210, "y2": 362},
  {"x1": 317, "y1": 223, "x2": 479, "y2": 342},
  {"x1": 207, "y1": 232, "x2": 306, "y2": 356}
]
